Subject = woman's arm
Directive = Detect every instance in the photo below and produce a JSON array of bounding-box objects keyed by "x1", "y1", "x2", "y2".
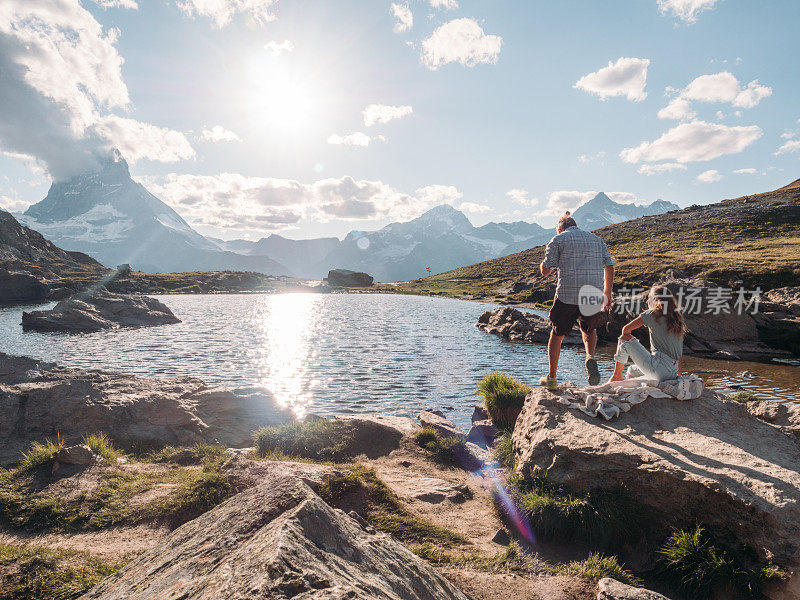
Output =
[{"x1": 620, "y1": 315, "x2": 644, "y2": 341}]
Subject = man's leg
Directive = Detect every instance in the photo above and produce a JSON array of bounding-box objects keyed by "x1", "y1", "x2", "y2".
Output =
[
  {"x1": 580, "y1": 317, "x2": 601, "y2": 385},
  {"x1": 581, "y1": 328, "x2": 597, "y2": 357},
  {"x1": 547, "y1": 331, "x2": 564, "y2": 378}
]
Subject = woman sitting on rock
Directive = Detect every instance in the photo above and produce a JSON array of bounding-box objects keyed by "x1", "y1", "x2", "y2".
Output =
[{"x1": 609, "y1": 285, "x2": 686, "y2": 382}]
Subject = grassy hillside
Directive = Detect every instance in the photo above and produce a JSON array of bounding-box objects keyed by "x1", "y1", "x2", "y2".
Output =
[{"x1": 379, "y1": 180, "x2": 800, "y2": 301}]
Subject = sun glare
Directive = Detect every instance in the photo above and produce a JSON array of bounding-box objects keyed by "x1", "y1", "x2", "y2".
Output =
[{"x1": 245, "y1": 56, "x2": 320, "y2": 132}]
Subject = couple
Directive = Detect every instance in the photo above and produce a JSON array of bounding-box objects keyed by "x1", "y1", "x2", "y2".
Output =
[{"x1": 539, "y1": 212, "x2": 686, "y2": 391}]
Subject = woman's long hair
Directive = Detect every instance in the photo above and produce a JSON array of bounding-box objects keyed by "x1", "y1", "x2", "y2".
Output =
[{"x1": 648, "y1": 285, "x2": 687, "y2": 337}]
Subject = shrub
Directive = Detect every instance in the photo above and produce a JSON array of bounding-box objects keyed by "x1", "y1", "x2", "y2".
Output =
[
  {"x1": 253, "y1": 419, "x2": 357, "y2": 461},
  {"x1": 82, "y1": 433, "x2": 121, "y2": 463},
  {"x1": 18, "y1": 436, "x2": 64, "y2": 472},
  {"x1": 727, "y1": 391, "x2": 759, "y2": 403},
  {"x1": 555, "y1": 553, "x2": 642, "y2": 586},
  {"x1": 415, "y1": 428, "x2": 466, "y2": 466},
  {"x1": 478, "y1": 373, "x2": 530, "y2": 430}
]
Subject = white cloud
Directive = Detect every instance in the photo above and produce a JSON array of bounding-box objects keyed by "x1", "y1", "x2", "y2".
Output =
[
  {"x1": 176, "y1": 0, "x2": 277, "y2": 28},
  {"x1": 460, "y1": 202, "x2": 490, "y2": 214},
  {"x1": 506, "y1": 189, "x2": 537, "y2": 206},
  {"x1": 201, "y1": 125, "x2": 242, "y2": 143},
  {"x1": 776, "y1": 140, "x2": 800, "y2": 155},
  {"x1": 264, "y1": 40, "x2": 294, "y2": 56},
  {"x1": 620, "y1": 121, "x2": 762, "y2": 164},
  {"x1": 574, "y1": 57, "x2": 650, "y2": 102},
  {"x1": 781, "y1": 132, "x2": 795, "y2": 139},
  {"x1": 94, "y1": 0, "x2": 138, "y2": 8},
  {"x1": 697, "y1": 169, "x2": 722, "y2": 183},
  {"x1": 362, "y1": 104, "x2": 413, "y2": 126},
  {"x1": 578, "y1": 151, "x2": 606, "y2": 163},
  {"x1": 421, "y1": 18, "x2": 502, "y2": 70},
  {"x1": 391, "y1": 3, "x2": 413, "y2": 33},
  {"x1": 0, "y1": 191, "x2": 31, "y2": 213},
  {"x1": 327, "y1": 132, "x2": 374, "y2": 147},
  {"x1": 429, "y1": 0, "x2": 458, "y2": 9},
  {"x1": 637, "y1": 162, "x2": 688, "y2": 175},
  {"x1": 657, "y1": 0, "x2": 722, "y2": 23},
  {"x1": 733, "y1": 168, "x2": 757, "y2": 174},
  {"x1": 89, "y1": 115, "x2": 196, "y2": 163},
  {"x1": 415, "y1": 184, "x2": 463, "y2": 205},
  {"x1": 681, "y1": 72, "x2": 771, "y2": 108},
  {"x1": 658, "y1": 98, "x2": 696, "y2": 120}
]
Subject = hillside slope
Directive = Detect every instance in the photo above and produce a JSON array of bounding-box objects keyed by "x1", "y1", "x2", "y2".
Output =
[{"x1": 385, "y1": 181, "x2": 800, "y2": 298}]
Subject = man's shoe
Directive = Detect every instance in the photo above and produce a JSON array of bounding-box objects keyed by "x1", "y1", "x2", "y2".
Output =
[
  {"x1": 539, "y1": 375, "x2": 558, "y2": 392},
  {"x1": 585, "y1": 357, "x2": 601, "y2": 386}
]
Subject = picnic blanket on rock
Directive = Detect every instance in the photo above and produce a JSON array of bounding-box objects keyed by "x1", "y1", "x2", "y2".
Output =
[{"x1": 557, "y1": 374, "x2": 704, "y2": 420}]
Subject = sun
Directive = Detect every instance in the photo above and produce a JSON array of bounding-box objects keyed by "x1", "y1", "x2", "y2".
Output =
[{"x1": 244, "y1": 57, "x2": 319, "y2": 132}]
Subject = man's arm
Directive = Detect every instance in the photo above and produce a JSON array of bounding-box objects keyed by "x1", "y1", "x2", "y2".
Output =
[
  {"x1": 602, "y1": 264, "x2": 614, "y2": 309},
  {"x1": 541, "y1": 237, "x2": 559, "y2": 276}
]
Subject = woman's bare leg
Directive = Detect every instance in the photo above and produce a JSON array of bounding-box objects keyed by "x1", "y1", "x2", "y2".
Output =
[{"x1": 608, "y1": 362, "x2": 625, "y2": 382}]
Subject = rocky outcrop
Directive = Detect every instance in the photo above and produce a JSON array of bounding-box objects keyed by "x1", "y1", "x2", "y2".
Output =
[
  {"x1": 418, "y1": 410, "x2": 466, "y2": 441},
  {"x1": 597, "y1": 578, "x2": 673, "y2": 600},
  {"x1": 21, "y1": 288, "x2": 180, "y2": 332},
  {"x1": 79, "y1": 474, "x2": 469, "y2": 600},
  {"x1": 476, "y1": 306, "x2": 583, "y2": 344},
  {"x1": 764, "y1": 287, "x2": 800, "y2": 316},
  {"x1": 513, "y1": 387, "x2": 800, "y2": 583},
  {"x1": 746, "y1": 400, "x2": 800, "y2": 440},
  {"x1": 0, "y1": 268, "x2": 50, "y2": 304},
  {"x1": 0, "y1": 353, "x2": 292, "y2": 466},
  {"x1": 326, "y1": 269, "x2": 374, "y2": 287}
]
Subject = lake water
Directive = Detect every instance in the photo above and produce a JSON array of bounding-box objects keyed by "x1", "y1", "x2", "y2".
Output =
[{"x1": 1, "y1": 293, "x2": 797, "y2": 429}]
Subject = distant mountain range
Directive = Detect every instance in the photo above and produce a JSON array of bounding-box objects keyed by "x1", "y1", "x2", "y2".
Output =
[{"x1": 15, "y1": 151, "x2": 679, "y2": 282}]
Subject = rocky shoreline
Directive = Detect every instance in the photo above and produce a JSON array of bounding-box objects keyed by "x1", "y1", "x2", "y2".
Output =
[{"x1": 1, "y1": 353, "x2": 798, "y2": 599}]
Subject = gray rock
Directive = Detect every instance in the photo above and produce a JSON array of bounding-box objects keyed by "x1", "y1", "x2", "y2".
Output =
[
  {"x1": 467, "y1": 420, "x2": 497, "y2": 447},
  {"x1": 597, "y1": 578, "x2": 673, "y2": 600},
  {"x1": 55, "y1": 444, "x2": 98, "y2": 465},
  {"x1": 418, "y1": 410, "x2": 466, "y2": 441},
  {"x1": 491, "y1": 529, "x2": 510, "y2": 546},
  {"x1": 0, "y1": 353, "x2": 292, "y2": 467},
  {"x1": 471, "y1": 404, "x2": 489, "y2": 423},
  {"x1": 22, "y1": 287, "x2": 180, "y2": 332},
  {"x1": 326, "y1": 269, "x2": 374, "y2": 287},
  {"x1": 333, "y1": 414, "x2": 420, "y2": 458},
  {"x1": 397, "y1": 476, "x2": 471, "y2": 504},
  {"x1": 79, "y1": 475, "x2": 469, "y2": 600},
  {"x1": 0, "y1": 268, "x2": 49, "y2": 304},
  {"x1": 476, "y1": 306, "x2": 583, "y2": 345},
  {"x1": 513, "y1": 387, "x2": 800, "y2": 582}
]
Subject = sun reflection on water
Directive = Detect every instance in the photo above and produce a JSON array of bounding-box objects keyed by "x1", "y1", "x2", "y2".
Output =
[{"x1": 256, "y1": 293, "x2": 321, "y2": 419}]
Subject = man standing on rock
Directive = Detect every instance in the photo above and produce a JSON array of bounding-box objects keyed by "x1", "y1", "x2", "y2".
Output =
[{"x1": 539, "y1": 211, "x2": 615, "y2": 389}]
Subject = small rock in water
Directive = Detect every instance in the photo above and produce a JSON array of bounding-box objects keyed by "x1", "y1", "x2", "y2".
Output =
[
  {"x1": 472, "y1": 404, "x2": 489, "y2": 423},
  {"x1": 738, "y1": 370, "x2": 756, "y2": 378}
]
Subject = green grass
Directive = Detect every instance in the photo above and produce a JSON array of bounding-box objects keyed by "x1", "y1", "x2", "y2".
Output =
[
  {"x1": 478, "y1": 373, "x2": 531, "y2": 430},
  {"x1": 144, "y1": 442, "x2": 229, "y2": 465},
  {"x1": 253, "y1": 419, "x2": 360, "y2": 461},
  {"x1": 494, "y1": 431, "x2": 515, "y2": 470},
  {"x1": 82, "y1": 433, "x2": 121, "y2": 463},
  {"x1": 554, "y1": 553, "x2": 642, "y2": 586},
  {"x1": 318, "y1": 465, "x2": 467, "y2": 548},
  {"x1": 727, "y1": 391, "x2": 759, "y2": 403},
  {"x1": 415, "y1": 428, "x2": 467, "y2": 466},
  {"x1": 18, "y1": 437, "x2": 65, "y2": 472},
  {"x1": 0, "y1": 543, "x2": 121, "y2": 600},
  {"x1": 658, "y1": 525, "x2": 774, "y2": 599}
]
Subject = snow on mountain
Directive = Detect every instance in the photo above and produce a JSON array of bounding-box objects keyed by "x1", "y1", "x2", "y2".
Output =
[{"x1": 572, "y1": 192, "x2": 679, "y2": 231}]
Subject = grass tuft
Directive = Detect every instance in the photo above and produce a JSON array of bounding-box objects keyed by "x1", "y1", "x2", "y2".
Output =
[
  {"x1": 253, "y1": 419, "x2": 358, "y2": 461},
  {"x1": 494, "y1": 431, "x2": 515, "y2": 470},
  {"x1": 145, "y1": 443, "x2": 228, "y2": 465},
  {"x1": 82, "y1": 433, "x2": 121, "y2": 463},
  {"x1": 478, "y1": 373, "x2": 530, "y2": 430},
  {"x1": 415, "y1": 428, "x2": 466, "y2": 466},
  {"x1": 18, "y1": 437, "x2": 65, "y2": 472},
  {"x1": 727, "y1": 391, "x2": 759, "y2": 403},
  {"x1": 554, "y1": 553, "x2": 642, "y2": 586}
]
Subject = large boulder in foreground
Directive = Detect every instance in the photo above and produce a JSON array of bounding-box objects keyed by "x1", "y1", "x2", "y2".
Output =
[
  {"x1": 0, "y1": 353, "x2": 292, "y2": 466},
  {"x1": 21, "y1": 287, "x2": 180, "y2": 332},
  {"x1": 476, "y1": 306, "x2": 583, "y2": 345},
  {"x1": 326, "y1": 269, "x2": 374, "y2": 287},
  {"x1": 513, "y1": 387, "x2": 800, "y2": 589},
  {"x1": 0, "y1": 268, "x2": 49, "y2": 304},
  {"x1": 79, "y1": 474, "x2": 468, "y2": 600}
]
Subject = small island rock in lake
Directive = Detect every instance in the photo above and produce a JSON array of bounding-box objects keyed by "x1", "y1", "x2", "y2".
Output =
[
  {"x1": 0, "y1": 268, "x2": 50, "y2": 304},
  {"x1": 21, "y1": 287, "x2": 181, "y2": 332},
  {"x1": 476, "y1": 306, "x2": 583, "y2": 345},
  {"x1": 325, "y1": 268, "x2": 374, "y2": 287}
]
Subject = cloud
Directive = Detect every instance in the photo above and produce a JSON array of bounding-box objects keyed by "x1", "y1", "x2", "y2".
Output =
[
  {"x1": 574, "y1": 57, "x2": 650, "y2": 102},
  {"x1": 578, "y1": 151, "x2": 606, "y2": 163},
  {"x1": 620, "y1": 121, "x2": 762, "y2": 164},
  {"x1": 506, "y1": 189, "x2": 538, "y2": 206},
  {"x1": 460, "y1": 202, "x2": 490, "y2": 214},
  {"x1": 201, "y1": 125, "x2": 242, "y2": 143},
  {"x1": 0, "y1": 191, "x2": 31, "y2": 213},
  {"x1": 658, "y1": 98, "x2": 696, "y2": 120},
  {"x1": 697, "y1": 169, "x2": 722, "y2": 183},
  {"x1": 415, "y1": 184, "x2": 463, "y2": 205},
  {"x1": 327, "y1": 132, "x2": 374, "y2": 147},
  {"x1": 94, "y1": 0, "x2": 138, "y2": 8},
  {"x1": 776, "y1": 140, "x2": 800, "y2": 155},
  {"x1": 362, "y1": 104, "x2": 413, "y2": 126},
  {"x1": 637, "y1": 162, "x2": 688, "y2": 175},
  {"x1": 264, "y1": 40, "x2": 294, "y2": 56},
  {"x1": 391, "y1": 3, "x2": 413, "y2": 33},
  {"x1": 429, "y1": 0, "x2": 458, "y2": 9},
  {"x1": 733, "y1": 168, "x2": 757, "y2": 174},
  {"x1": 657, "y1": 0, "x2": 722, "y2": 23},
  {"x1": 89, "y1": 115, "x2": 196, "y2": 163},
  {"x1": 659, "y1": 72, "x2": 772, "y2": 121},
  {"x1": 176, "y1": 0, "x2": 277, "y2": 28},
  {"x1": 421, "y1": 18, "x2": 502, "y2": 70}
]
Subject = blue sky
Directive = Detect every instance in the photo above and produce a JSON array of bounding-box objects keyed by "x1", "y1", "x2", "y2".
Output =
[{"x1": 1, "y1": 0, "x2": 799, "y2": 240}]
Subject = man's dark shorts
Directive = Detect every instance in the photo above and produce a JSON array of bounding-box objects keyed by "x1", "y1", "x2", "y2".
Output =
[{"x1": 549, "y1": 298, "x2": 601, "y2": 337}]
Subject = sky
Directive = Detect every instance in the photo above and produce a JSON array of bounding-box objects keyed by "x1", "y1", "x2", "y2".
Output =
[{"x1": 1, "y1": 0, "x2": 799, "y2": 241}]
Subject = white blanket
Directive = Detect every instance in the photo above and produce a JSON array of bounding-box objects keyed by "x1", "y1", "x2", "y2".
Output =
[{"x1": 556, "y1": 374, "x2": 704, "y2": 421}]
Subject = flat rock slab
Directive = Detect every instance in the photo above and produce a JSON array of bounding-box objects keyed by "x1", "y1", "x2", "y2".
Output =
[
  {"x1": 379, "y1": 471, "x2": 471, "y2": 504},
  {"x1": 0, "y1": 353, "x2": 292, "y2": 466},
  {"x1": 79, "y1": 474, "x2": 469, "y2": 600},
  {"x1": 513, "y1": 387, "x2": 800, "y2": 574},
  {"x1": 597, "y1": 578, "x2": 673, "y2": 600}
]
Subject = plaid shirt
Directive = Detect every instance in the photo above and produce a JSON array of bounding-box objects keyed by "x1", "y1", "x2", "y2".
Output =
[{"x1": 542, "y1": 226, "x2": 616, "y2": 305}]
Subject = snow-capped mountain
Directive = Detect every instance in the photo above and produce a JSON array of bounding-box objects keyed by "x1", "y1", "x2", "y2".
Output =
[
  {"x1": 20, "y1": 151, "x2": 290, "y2": 275},
  {"x1": 572, "y1": 192, "x2": 679, "y2": 231}
]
